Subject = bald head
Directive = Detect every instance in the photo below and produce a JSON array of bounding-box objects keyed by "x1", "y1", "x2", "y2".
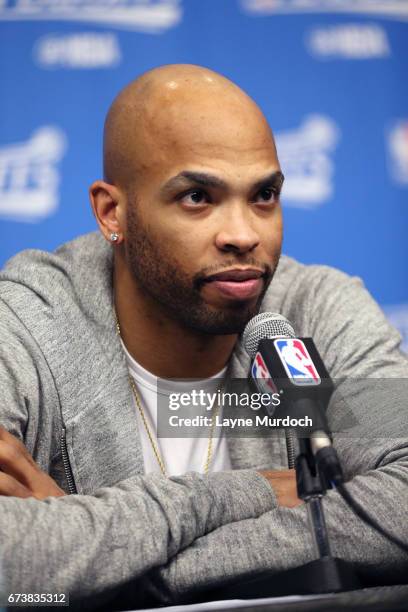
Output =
[{"x1": 103, "y1": 64, "x2": 277, "y2": 191}]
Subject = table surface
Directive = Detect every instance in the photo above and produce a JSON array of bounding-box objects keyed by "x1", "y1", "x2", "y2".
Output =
[{"x1": 137, "y1": 584, "x2": 408, "y2": 612}]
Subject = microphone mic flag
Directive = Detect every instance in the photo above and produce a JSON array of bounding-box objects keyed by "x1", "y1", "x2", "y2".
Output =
[
  {"x1": 243, "y1": 312, "x2": 344, "y2": 485},
  {"x1": 243, "y1": 312, "x2": 334, "y2": 435}
]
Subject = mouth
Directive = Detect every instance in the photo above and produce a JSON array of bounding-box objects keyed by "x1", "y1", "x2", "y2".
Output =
[{"x1": 202, "y1": 268, "x2": 265, "y2": 300}]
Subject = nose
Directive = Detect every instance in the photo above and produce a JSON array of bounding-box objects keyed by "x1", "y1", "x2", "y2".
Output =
[{"x1": 214, "y1": 206, "x2": 260, "y2": 254}]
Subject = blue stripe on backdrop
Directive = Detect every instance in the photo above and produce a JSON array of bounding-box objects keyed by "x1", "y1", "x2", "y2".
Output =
[{"x1": 0, "y1": 1, "x2": 407, "y2": 349}]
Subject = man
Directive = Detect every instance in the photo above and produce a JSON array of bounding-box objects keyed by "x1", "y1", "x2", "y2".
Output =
[{"x1": 0, "y1": 64, "x2": 407, "y2": 608}]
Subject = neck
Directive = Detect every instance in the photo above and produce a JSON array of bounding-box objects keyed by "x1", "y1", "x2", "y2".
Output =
[{"x1": 113, "y1": 260, "x2": 237, "y2": 379}]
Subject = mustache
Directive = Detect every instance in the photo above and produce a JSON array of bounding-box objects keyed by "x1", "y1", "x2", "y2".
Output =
[{"x1": 193, "y1": 258, "x2": 273, "y2": 289}]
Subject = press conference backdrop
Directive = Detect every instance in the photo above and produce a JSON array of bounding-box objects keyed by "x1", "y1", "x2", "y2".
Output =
[{"x1": 0, "y1": 1, "x2": 407, "y2": 350}]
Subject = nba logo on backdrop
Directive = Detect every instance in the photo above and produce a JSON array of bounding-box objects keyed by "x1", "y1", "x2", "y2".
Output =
[
  {"x1": 387, "y1": 120, "x2": 408, "y2": 185},
  {"x1": 306, "y1": 24, "x2": 390, "y2": 59},
  {"x1": 34, "y1": 33, "x2": 122, "y2": 69},
  {"x1": 274, "y1": 339, "x2": 321, "y2": 385}
]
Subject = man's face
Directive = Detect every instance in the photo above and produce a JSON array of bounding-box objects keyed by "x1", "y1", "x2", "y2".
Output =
[{"x1": 123, "y1": 101, "x2": 283, "y2": 335}]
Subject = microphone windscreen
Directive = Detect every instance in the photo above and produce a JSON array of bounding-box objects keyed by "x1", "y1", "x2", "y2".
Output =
[{"x1": 242, "y1": 312, "x2": 296, "y2": 358}]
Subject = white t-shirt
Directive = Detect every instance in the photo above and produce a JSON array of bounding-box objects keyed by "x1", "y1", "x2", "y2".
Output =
[{"x1": 120, "y1": 339, "x2": 232, "y2": 476}]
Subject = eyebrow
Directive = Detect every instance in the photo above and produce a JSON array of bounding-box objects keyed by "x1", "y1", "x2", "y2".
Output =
[
  {"x1": 252, "y1": 171, "x2": 285, "y2": 194},
  {"x1": 159, "y1": 170, "x2": 285, "y2": 196}
]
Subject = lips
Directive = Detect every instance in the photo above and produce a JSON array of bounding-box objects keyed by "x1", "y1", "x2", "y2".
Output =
[
  {"x1": 203, "y1": 268, "x2": 265, "y2": 300},
  {"x1": 204, "y1": 269, "x2": 264, "y2": 282}
]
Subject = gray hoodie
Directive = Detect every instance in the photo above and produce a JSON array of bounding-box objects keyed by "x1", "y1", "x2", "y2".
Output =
[{"x1": 0, "y1": 232, "x2": 407, "y2": 607}]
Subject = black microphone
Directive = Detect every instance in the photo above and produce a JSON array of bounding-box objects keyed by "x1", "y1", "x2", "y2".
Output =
[{"x1": 242, "y1": 312, "x2": 343, "y2": 485}]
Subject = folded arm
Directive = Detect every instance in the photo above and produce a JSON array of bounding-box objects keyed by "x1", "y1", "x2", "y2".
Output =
[
  {"x1": 0, "y1": 465, "x2": 278, "y2": 599},
  {"x1": 154, "y1": 440, "x2": 408, "y2": 600}
]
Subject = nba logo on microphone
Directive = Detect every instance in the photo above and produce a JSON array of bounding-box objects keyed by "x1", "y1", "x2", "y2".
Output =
[
  {"x1": 252, "y1": 352, "x2": 278, "y2": 394},
  {"x1": 274, "y1": 339, "x2": 321, "y2": 386}
]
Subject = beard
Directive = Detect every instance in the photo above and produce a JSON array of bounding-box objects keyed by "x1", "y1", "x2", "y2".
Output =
[{"x1": 125, "y1": 203, "x2": 281, "y2": 335}]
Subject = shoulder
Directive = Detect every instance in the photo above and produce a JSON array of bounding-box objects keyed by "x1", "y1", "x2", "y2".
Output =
[
  {"x1": 0, "y1": 231, "x2": 112, "y2": 319},
  {"x1": 262, "y1": 254, "x2": 363, "y2": 334},
  {"x1": 0, "y1": 231, "x2": 115, "y2": 376},
  {"x1": 0, "y1": 232, "x2": 116, "y2": 446},
  {"x1": 262, "y1": 255, "x2": 408, "y2": 377},
  {"x1": 0, "y1": 231, "x2": 109, "y2": 290}
]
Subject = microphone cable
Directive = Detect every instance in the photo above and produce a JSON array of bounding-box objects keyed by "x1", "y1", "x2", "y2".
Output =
[{"x1": 333, "y1": 481, "x2": 408, "y2": 555}]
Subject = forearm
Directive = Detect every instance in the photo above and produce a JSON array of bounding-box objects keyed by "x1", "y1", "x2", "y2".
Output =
[
  {"x1": 155, "y1": 459, "x2": 408, "y2": 599},
  {"x1": 1, "y1": 469, "x2": 275, "y2": 599}
]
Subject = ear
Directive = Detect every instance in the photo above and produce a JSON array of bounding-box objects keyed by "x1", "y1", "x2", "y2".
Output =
[{"x1": 89, "y1": 180, "x2": 125, "y2": 244}]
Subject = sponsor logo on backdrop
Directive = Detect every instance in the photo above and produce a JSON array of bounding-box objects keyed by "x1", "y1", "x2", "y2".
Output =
[
  {"x1": 0, "y1": 0, "x2": 181, "y2": 33},
  {"x1": 306, "y1": 24, "x2": 390, "y2": 59},
  {"x1": 34, "y1": 33, "x2": 121, "y2": 69},
  {"x1": 386, "y1": 120, "x2": 408, "y2": 185},
  {"x1": 383, "y1": 304, "x2": 408, "y2": 353},
  {"x1": 275, "y1": 115, "x2": 340, "y2": 208},
  {"x1": 241, "y1": 0, "x2": 408, "y2": 20},
  {"x1": 0, "y1": 127, "x2": 67, "y2": 223}
]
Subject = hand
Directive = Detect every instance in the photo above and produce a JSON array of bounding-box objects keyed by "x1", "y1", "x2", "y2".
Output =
[
  {"x1": 0, "y1": 426, "x2": 65, "y2": 500},
  {"x1": 259, "y1": 469, "x2": 303, "y2": 508}
]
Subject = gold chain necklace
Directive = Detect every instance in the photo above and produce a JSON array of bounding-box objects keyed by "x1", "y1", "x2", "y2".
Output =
[{"x1": 115, "y1": 312, "x2": 219, "y2": 477}]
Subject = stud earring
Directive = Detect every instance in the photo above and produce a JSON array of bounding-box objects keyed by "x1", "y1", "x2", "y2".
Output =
[{"x1": 110, "y1": 232, "x2": 119, "y2": 243}]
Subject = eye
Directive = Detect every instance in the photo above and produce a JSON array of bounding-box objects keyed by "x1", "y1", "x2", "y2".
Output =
[
  {"x1": 179, "y1": 189, "x2": 210, "y2": 207},
  {"x1": 255, "y1": 188, "x2": 278, "y2": 205}
]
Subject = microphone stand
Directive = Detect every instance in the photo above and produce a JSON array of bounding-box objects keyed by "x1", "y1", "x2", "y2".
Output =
[
  {"x1": 286, "y1": 429, "x2": 332, "y2": 557},
  {"x1": 193, "y1": 431, "x2": 361, "y2": 604},
  {"x1": 288, "y1": 434, "x2": 361, "y2": 595},
  {"x1": 297, "y1": 437, "x2": 332, "y2": 557}
]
